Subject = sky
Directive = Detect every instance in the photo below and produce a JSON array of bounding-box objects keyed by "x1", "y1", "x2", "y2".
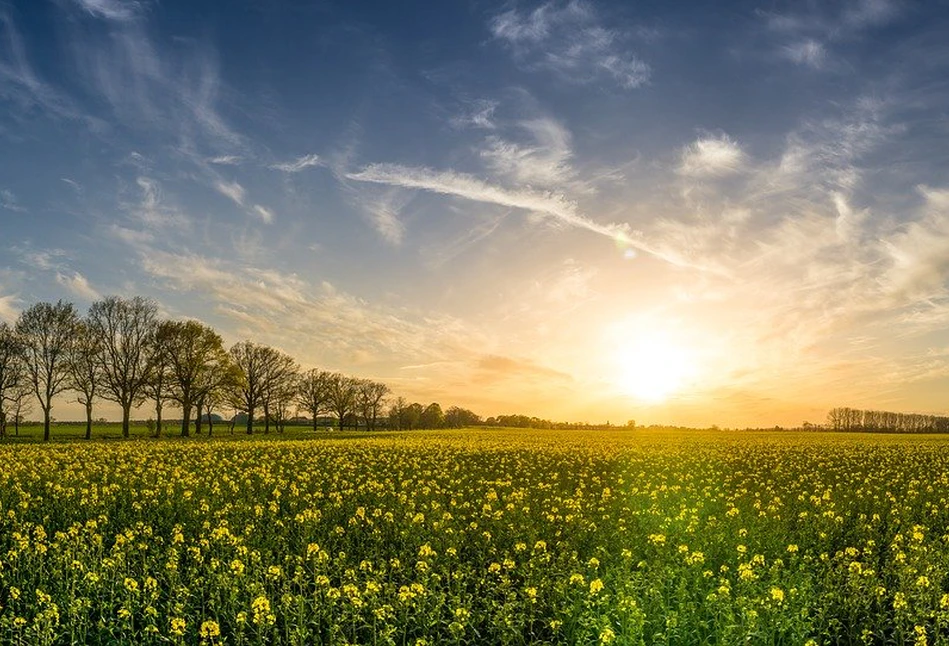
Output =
[{"x1": 2, "y1": 0, "x2": 949, "y2": 427}]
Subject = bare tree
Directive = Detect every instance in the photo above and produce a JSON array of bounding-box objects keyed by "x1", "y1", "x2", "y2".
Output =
[
  {"x1": 88, "y1": 296, "x2": 158, "y2": 438},
  {"x1": 199, "y1": 356, "x2": 240, "y2": 437},
  {"x1": 68, "y1": 321, "x2": 104, "y2": 440},
  {"x1": 0, "y1": 323, "x2": 24, "y2": 439},
  {"x1": 356, "y1": 379, "x2": 390, "y2": 432},
  {"x1": 297, "y1": 368, "x2": 332, "y2": 431},
  {"x1": 327, "y1": 372, "x2": 358, "y2": 431},
  {"x1": 16, "y1": 301, "x2": 79, "y2": 441},
  {"x1": 157, "y1": 320, "x2": 227, "y2": 437},
  {"x1": 260, "y1": 349, "x2": 298, "y2": 433},
  {"x1": 228, "y1": 341, "x2": 274, "y2": 435},
  {"x1": 11, "y1": 383, "x2": 31, "y2": 436},
  {"x1": 143, "y1": 331, "x2": 174, "y2": 438}
]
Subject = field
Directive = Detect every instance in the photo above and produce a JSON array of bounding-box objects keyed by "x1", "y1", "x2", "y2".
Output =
[{"x1": 2, "y1": 429, "x2": 949, "y2": 645}]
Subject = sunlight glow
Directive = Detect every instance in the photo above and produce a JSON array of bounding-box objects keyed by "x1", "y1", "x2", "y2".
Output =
[{"x1": 615, "y1": 334, "x2": 695, "y2": 402}]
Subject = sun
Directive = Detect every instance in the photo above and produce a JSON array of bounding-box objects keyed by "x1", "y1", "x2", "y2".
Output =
[{"x1": 615, "y1": 334, "x2": 695, "y2": 402}]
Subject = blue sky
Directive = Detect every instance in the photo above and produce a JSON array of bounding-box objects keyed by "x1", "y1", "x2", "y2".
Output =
[{"x1": 2, "y1": 0, "x2": 949, "y2": 426}]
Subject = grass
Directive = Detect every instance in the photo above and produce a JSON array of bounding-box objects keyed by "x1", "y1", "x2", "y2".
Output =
[{"x1": 2, "y1": 428, "x2": 949, "y2": 644}]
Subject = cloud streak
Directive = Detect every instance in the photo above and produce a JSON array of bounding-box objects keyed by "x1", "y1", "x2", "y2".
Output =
[
  {"x1": 490, "y1": 0, "x2": 650, "y2": 89},
  {"x1": 271, "y1": 154, "x2": 322, "y2": 173}
]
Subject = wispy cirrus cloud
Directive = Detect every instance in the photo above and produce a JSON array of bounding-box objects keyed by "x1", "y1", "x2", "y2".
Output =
[
  {"x1": 214, "y1": 180, "x2": 246, "y2": 207},
  {"x1": 678, "y1": 134, "x2": 746, "y2": 178},
  {"x1": 490, "y1": 0, "x2": 650, "y2": 89},
  {"x1": 56, "y1": 271, "x2": 101, "y2": 301},
  {"x1": 270, "y1": 154, "x2": 322, "y2": 173},
  {"x1": 347, "y1": 163, "x2": 621, "y2": 240},
  {"x1": 207, "y1": 155, "x2": 244, "y2": 166},
  {"x1": 252, "y1": 204, "x2": 275, "y2": 224},
  {"x1": 481, "y1": 117, "x2": 575, "y2": 188},
  {"x1": 763, "y1": 0, "x2": 902, "y2": 70},
  {"x1": 1, "y1": 189, "x2": 25, "y2": 212},
  {"x1": 71, "y1": 0, "x2": 144, "y2": 22}
]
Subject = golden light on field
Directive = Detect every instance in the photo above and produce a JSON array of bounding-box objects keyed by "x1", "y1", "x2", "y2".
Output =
[{"x1": 614, "y1": 333, "x2": 696, "y2": 402}]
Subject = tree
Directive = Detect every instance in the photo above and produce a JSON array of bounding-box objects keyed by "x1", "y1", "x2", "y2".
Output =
[
  {"x1": 297, "y1": 368, "x2": 333, "y2": 431},
  {"x1": 0, "y1": 323, "x2": 25, "y2": 439},
  {"x1": 228, "y1": 341, "x2": 294, "y2": 434},
  {"x1": 88, "y1": 296, "x2": 158, "y2": 438},
  {"x1": 404, "y1": 402, "x2": 424, "y2": 430},
  {"x1": 143, "y1": 329, "x2": 174, "y2": 438},
  {"x1": 158, "y1": 320, "x2": 227, "y2": 437},
  {"x1": 68, "y1": 320, "x2": 104, "y2": 440},
  {"x1": 11, "y1": 382, "x2": 31, "y2": 436},
  {"x1": 387, "y1": 396, "x2": 407, "y2": 431},
  {"x1": 419, "y1": 402, "x2": 445, "y2": 429},
  {"x1": 327, "y1": 372, "x2": 358, "y2": 431},
  {"x1": 445, "y1": 406, "x2": 480, "y2": 428},
  {"x1": 259, "y1": 349, "x2": 298, "y2": 434},
  {"x1": 16, "y1": 301, "x2": 79, "y2": 441},
  {"x1": 200, "y1": 357, "x2": 240, "y2": 437},
  {"x1": 356, "y1": 379, "x2": 390, "y2": 432}
]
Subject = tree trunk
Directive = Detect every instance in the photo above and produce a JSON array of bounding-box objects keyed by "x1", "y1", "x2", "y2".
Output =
[
  {"x1": 155, "y1": 402, "x2": 163, "y2": 438},
  {"x1": 122, "y1": 404, "x2": 131, "y2": 439},
  {"x1": 194, "y1": 397, "x2": 203, "y2": 436},
  {"x1": 85, "y1": 402, "x2": 93, "y2": 440},
  {"x1": 0, "y1": 410, "x2": 5, "y2": 439},
  {"x1": 338, "y1": 412, "x2": 344, "y2": 432},
  {"x1": 206, "y1": 402, "x2": 213, "y2": 436},
  {"x1": 264, "y1": 404, "x2": 270, "y2": 434},
  {"x1": 181, "y1": 401, "x2": 191, "y2": 437},
  {"x1": 312, "y1": 411, "x2": 318, "y2": 432},
  {"x1": 43, "y1": 404, "x2": 51, "y2": 442},
  {"x1": 246, "y1": 407, "x2": 254, "y2": 435}
]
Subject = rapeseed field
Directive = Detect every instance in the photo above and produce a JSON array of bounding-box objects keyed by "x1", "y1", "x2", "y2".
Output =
[{"x1": 1, "y1": 429, "x2": 949, "y2": 644}]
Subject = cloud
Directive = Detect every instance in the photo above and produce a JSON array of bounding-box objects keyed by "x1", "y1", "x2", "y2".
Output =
[
  {"x1": 450, "y1": 100, "x2": 498, "y2": 130},
  {"x1": 0, "y1": 189, "x2": 25, "y2": 212},
  {"x1": 252, "y1": 204, "x2": 274, "y2": 224},
  {"x1": 137, "y1": 249, "x2": 492, "y2": 368},
  {"x1": 883, "y1": 186, "x2": 949, "y2": 301},
  {"x1": 473, "y1": 354, "x2": 573, "y2": 385},
  {"x1": 782, "y1": 40, "x2": 826, "y2": 68},
  {"x1": 481, "y1": 117, "x2": 574, "y2": 188},
  {"x1": 214, "y1": 180, "x2": 246, "y2": 207},
  {"x1": 679, "y1": 135, "x2": 745, "y2": 177},
  {"x1": 0, "y1": 11, "x2": 89, "y2": 123},
  {"x1": 71, "y1": 0, "x2": 143, "y2": 22},
  {"x1": 208, "y1": 155, "x2": 243, "y2": 166},
  {"x1": 56, "y1": 271, "x2": 101, "y2": 301},
  {"x1": 130, "y1": 177, "x2": 190, "y2": 229},
  {"x1": 0, "y1": 292, "x2": 18, "y2": 323},
  {"x1": 490, "y1": 0, "x2": 650, "y2": 89},
  {"x1": 347, "y1": 163, "x2": 622, "y2": 240},
  {"x1": 270, "y1": 154, "x2": 322, "y2": 173},
  {"x1": 359, "y1": 191, "x2": 406, "y2": 246},
  {"x1": 764, "y1": 0, "x2": 902, "y2": 70}
]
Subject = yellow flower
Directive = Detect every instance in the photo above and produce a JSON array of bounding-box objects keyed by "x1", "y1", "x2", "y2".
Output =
[
  {"x1": 170, "y1": 617, "x2": 187, "y2": 636},
  {"x1": 599, "y1": 627, "x2": 616, "y2": 644},
  {"x1": 770, "y1": 587, "x2": 784, "y2": 603},
  {"x1": 199, "y1": 620, "x2": 221, "y2": 639},
  {"x1": 589, "y1": 578, "x2": 605, "y2": 595}
]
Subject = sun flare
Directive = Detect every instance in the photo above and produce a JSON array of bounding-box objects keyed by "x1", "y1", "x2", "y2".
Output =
[{"x1": 615, "y1": 334, "x2": 695, "y2": 402}]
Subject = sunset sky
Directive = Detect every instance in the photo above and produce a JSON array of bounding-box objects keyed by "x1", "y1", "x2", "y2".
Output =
[{"x1": 2, "y1": 0, "x2": 949, "y2": 426}]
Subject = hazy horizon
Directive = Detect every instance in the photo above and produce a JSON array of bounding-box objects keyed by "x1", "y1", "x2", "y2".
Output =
[{"x1": 3, "y1": 0, "x2": 949, "y2": 427}]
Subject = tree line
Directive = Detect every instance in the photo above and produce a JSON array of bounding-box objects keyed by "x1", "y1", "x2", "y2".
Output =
[
  {"x1": 0, "y1": 296, "x2": 489, "y2": 441},
  {"x1": 826, "y1": 407, "x2": 949, "y2": 433}
]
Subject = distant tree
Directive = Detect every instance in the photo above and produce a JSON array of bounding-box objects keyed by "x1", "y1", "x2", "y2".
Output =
[
  {"x1": 444, "y1": 405, "x2": 480, "y2": 428},
  {"x1": 201, "y1": 358, "x2": 240, "y2": 437},
  {"x1": 0, "y1": 323, "x2": 25, "y2": 439},
  {"x1": 404, "y1": 402, "x2": 424, "y2": 430},
  {"x1": 228, "y1": 341, "x2": 296, "y2": 434},
  {"x1": 88, "y1": 296, "x2": 158, "y2": 438},
  {"x1": 143, "y1": 326, "x2": 175, "y2": 438},
  {"x1": 356, "y1": 380, "x2": 390, "y2": 431},
  {"x1": 16, "y1": 301, "x2": 80, "y2": 441},
  {"x1": 387, "y1": 396, "x2": 408, "y2": 430},
  {"x1": 68, "y1": 320, "x2": 104, "y2": 440},
  {"x1": 259, "y1": 349, "x2": 298, "y2": 433},
  {"x1": 157, "y1": 320, "x2": 227, "y2": 437},
  {"x1": 420, "y1": 402, "x2": 445, "y2": 429},
  {"x1": 327, "y1": 372, "x2": 358, "y2": 431},
  {"x1": 297, "y1": 369, "x2": 333, "y2": 431},
  {"x1": 11, "y1": 385, "x2": 31, "y2": 436}
]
